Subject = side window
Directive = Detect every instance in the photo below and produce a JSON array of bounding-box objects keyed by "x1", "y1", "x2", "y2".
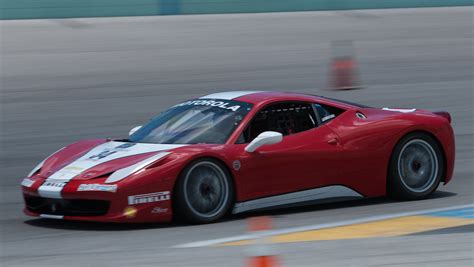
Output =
[
  {"x1": 313, "y1": 103, "x2": 344, "y2": 124},
  {"x1": 237, "y1": 102, "x2": 317, "y2": 143}
]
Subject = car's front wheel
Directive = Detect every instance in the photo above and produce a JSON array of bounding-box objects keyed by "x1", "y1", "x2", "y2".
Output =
[
  {"x1": 174, "y1": 159, "x2": 234, "y2": 224},
  {"x1": 388, "y1": 132, "x2": 444, "y2": 200}
]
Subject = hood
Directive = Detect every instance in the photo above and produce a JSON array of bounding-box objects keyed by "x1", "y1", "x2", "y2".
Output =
[{"x1": 39, "y1": 140, "x2": 186, "y2": 182}]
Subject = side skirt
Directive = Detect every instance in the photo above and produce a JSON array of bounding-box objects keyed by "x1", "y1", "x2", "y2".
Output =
[{"x1": 232, "y1": 185, "x2": 364, "y2": 214}]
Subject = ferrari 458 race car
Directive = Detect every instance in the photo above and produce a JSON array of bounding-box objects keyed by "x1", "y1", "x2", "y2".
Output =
[{"x1": 21, "y1": 91, "x2": 455, "y2": 223}]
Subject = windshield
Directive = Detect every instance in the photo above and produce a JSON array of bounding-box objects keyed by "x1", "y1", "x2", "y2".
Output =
[{"x1": 129, "y1": 99, "x2": 253, "y2": 144}]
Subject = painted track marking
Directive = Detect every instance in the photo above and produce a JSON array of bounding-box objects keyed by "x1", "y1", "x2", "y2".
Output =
[{"x1": 174, "y1": 204, "x2": 474, "y2": 248}]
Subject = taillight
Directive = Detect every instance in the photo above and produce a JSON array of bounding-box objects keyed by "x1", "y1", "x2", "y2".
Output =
[{"x1": 434, "y1": 111, "x2": 451, "y2": 123}]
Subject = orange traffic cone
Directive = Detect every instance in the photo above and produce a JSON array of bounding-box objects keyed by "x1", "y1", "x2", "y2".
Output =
[
  {"x1": 248, "y1": 256, "x2": 278, "y2": 267},
  {"x1": 329, "y1": 40, "x2": 361, "y2": 90},
  {"x1": 246, "y1": 217, "x2": 279, "y2": 267}
]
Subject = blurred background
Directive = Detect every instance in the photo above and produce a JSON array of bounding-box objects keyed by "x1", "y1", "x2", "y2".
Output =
[{"x1": 1, "y1": 1, "x2": 473, "y2": 266}]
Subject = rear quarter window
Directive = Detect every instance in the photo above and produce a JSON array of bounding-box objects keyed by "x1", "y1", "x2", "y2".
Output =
[{"x1": 314, "y1": 103, "x2": 345, "y2": 123}]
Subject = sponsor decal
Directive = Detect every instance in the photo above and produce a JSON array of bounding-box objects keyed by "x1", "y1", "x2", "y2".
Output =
[
  {"x1": 77, "y1": 184, "x2": 117, "y2": 193},
  {"x1": 123, "y1": 206, "x2": 138, "y2": 218},
  {"x1": 233, "y1": 160, "x2": 241, "y2": 171},
  {"x1": 151, "y1": 207, "x2": 169, "y2": 214},
  {"x1": 175, "y1": 99, "x2": 241, "y2": 112},
  {"x1": 38, "y1": 180, "x2": 67, "y2": 198},
  {"x1": 21, "y1": 178, "x2": 36, "y2": 187},
  {"x1": 52, "y1": 172, "x2": 73, "y2": 179},
  {"x1": 115, "y1": 143, "x2": 136, "y2": 149},
  {"x1": 42, "y1": 181, "x2": 67, "y2": 188},
  {"x1": 128, "y1": 191, "x2": 170, "y2": 205},
  {"x1": 63, "y1": 166, "x2": 85, "y2": 171}
]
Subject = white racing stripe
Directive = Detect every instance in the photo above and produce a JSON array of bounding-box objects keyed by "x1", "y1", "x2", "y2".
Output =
[
  {"x1": 105, "y1": 152, "x2": 171, "y2": 183},
  {"x1": 200, "y1": 91, "x2": 262, "y2": 100},
  {"x1": 40, "y1": 214, "x2": 64, "y2": 220},
  {"x1": 37, "y1": 180, "x2": 67, "y2": 199},
  {"x1": 38, "y1": 141, "x2": 185, "y2": 199},
  {"x1": 174, "y1": 204, "x2": 474, "y2": 248},
  {"x1": 382, "y1": 108, "x2": 416, "y2": 113}
]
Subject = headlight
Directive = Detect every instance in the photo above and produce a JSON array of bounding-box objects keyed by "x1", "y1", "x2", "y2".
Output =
[
  {"x1": 105, "y1": 152, "x2": 171, "y2": 183},
  {"x1": 27, "y1": 147, "x2": 65, "y2": 177}
]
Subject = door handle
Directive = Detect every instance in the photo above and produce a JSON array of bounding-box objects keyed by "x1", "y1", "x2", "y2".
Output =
[{"x1": 328, "y1": 138, "x2": 339, "y2": 145}]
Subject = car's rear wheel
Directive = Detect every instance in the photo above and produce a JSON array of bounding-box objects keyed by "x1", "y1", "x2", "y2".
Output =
[
  {"x1": 388, "y1": 132, "x2": 444, "y2": 200},
  {"x1": 174, "y1": 159, "x2": 234, "y2": 224}
]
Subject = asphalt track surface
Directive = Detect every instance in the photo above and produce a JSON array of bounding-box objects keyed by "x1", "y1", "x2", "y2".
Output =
[{"x1": 1, "y1": 7, "x2": 473, "y2": 267}]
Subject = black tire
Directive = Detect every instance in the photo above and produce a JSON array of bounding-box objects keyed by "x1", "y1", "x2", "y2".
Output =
[
  {"x1": 174, "y1": 158, "x2": 234, "y2": 224},
  {"x1": 388, "y1": 132, "x2": 444, "y2": 200}
]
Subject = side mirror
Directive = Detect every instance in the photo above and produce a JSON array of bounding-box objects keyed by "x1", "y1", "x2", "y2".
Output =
[
  {"x1": 128, "y1": 125, "x2": 142, "y2": 136},
  {"x1": 245, "y1": 131, "x2": 283, "y2": 153}
]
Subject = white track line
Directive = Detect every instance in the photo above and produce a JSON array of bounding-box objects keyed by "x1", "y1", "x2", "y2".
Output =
[{"x1": 174, "y1": 204, "x2": 474, "y2": 248}]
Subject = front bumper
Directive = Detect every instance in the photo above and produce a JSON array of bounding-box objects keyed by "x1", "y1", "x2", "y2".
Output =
[{"x1": 22, "y1": 176, "x2": 174, "y2": 223}]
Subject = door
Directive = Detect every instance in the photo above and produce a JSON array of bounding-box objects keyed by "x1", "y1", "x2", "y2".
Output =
[{"x1": 234, "y1": 102, "x2": 344, "y2": 200}]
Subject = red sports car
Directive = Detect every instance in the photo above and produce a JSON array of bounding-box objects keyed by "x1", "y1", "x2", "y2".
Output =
[{"x1": 21, "y1": 91, "x2": 455, "y2": 223}]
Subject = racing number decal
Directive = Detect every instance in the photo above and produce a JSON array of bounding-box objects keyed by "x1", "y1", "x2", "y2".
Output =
[
  {"x1": 89, "y1": 150, "x2": 117, "y2": 160},
  {"x1": 88, "y1": 143, "x2": 136, "y2": 160}
]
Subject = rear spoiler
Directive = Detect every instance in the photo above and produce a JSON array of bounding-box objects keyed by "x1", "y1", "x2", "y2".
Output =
[{"x1": 434, "y1": 111, "x2": 452, "y2": 123}]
